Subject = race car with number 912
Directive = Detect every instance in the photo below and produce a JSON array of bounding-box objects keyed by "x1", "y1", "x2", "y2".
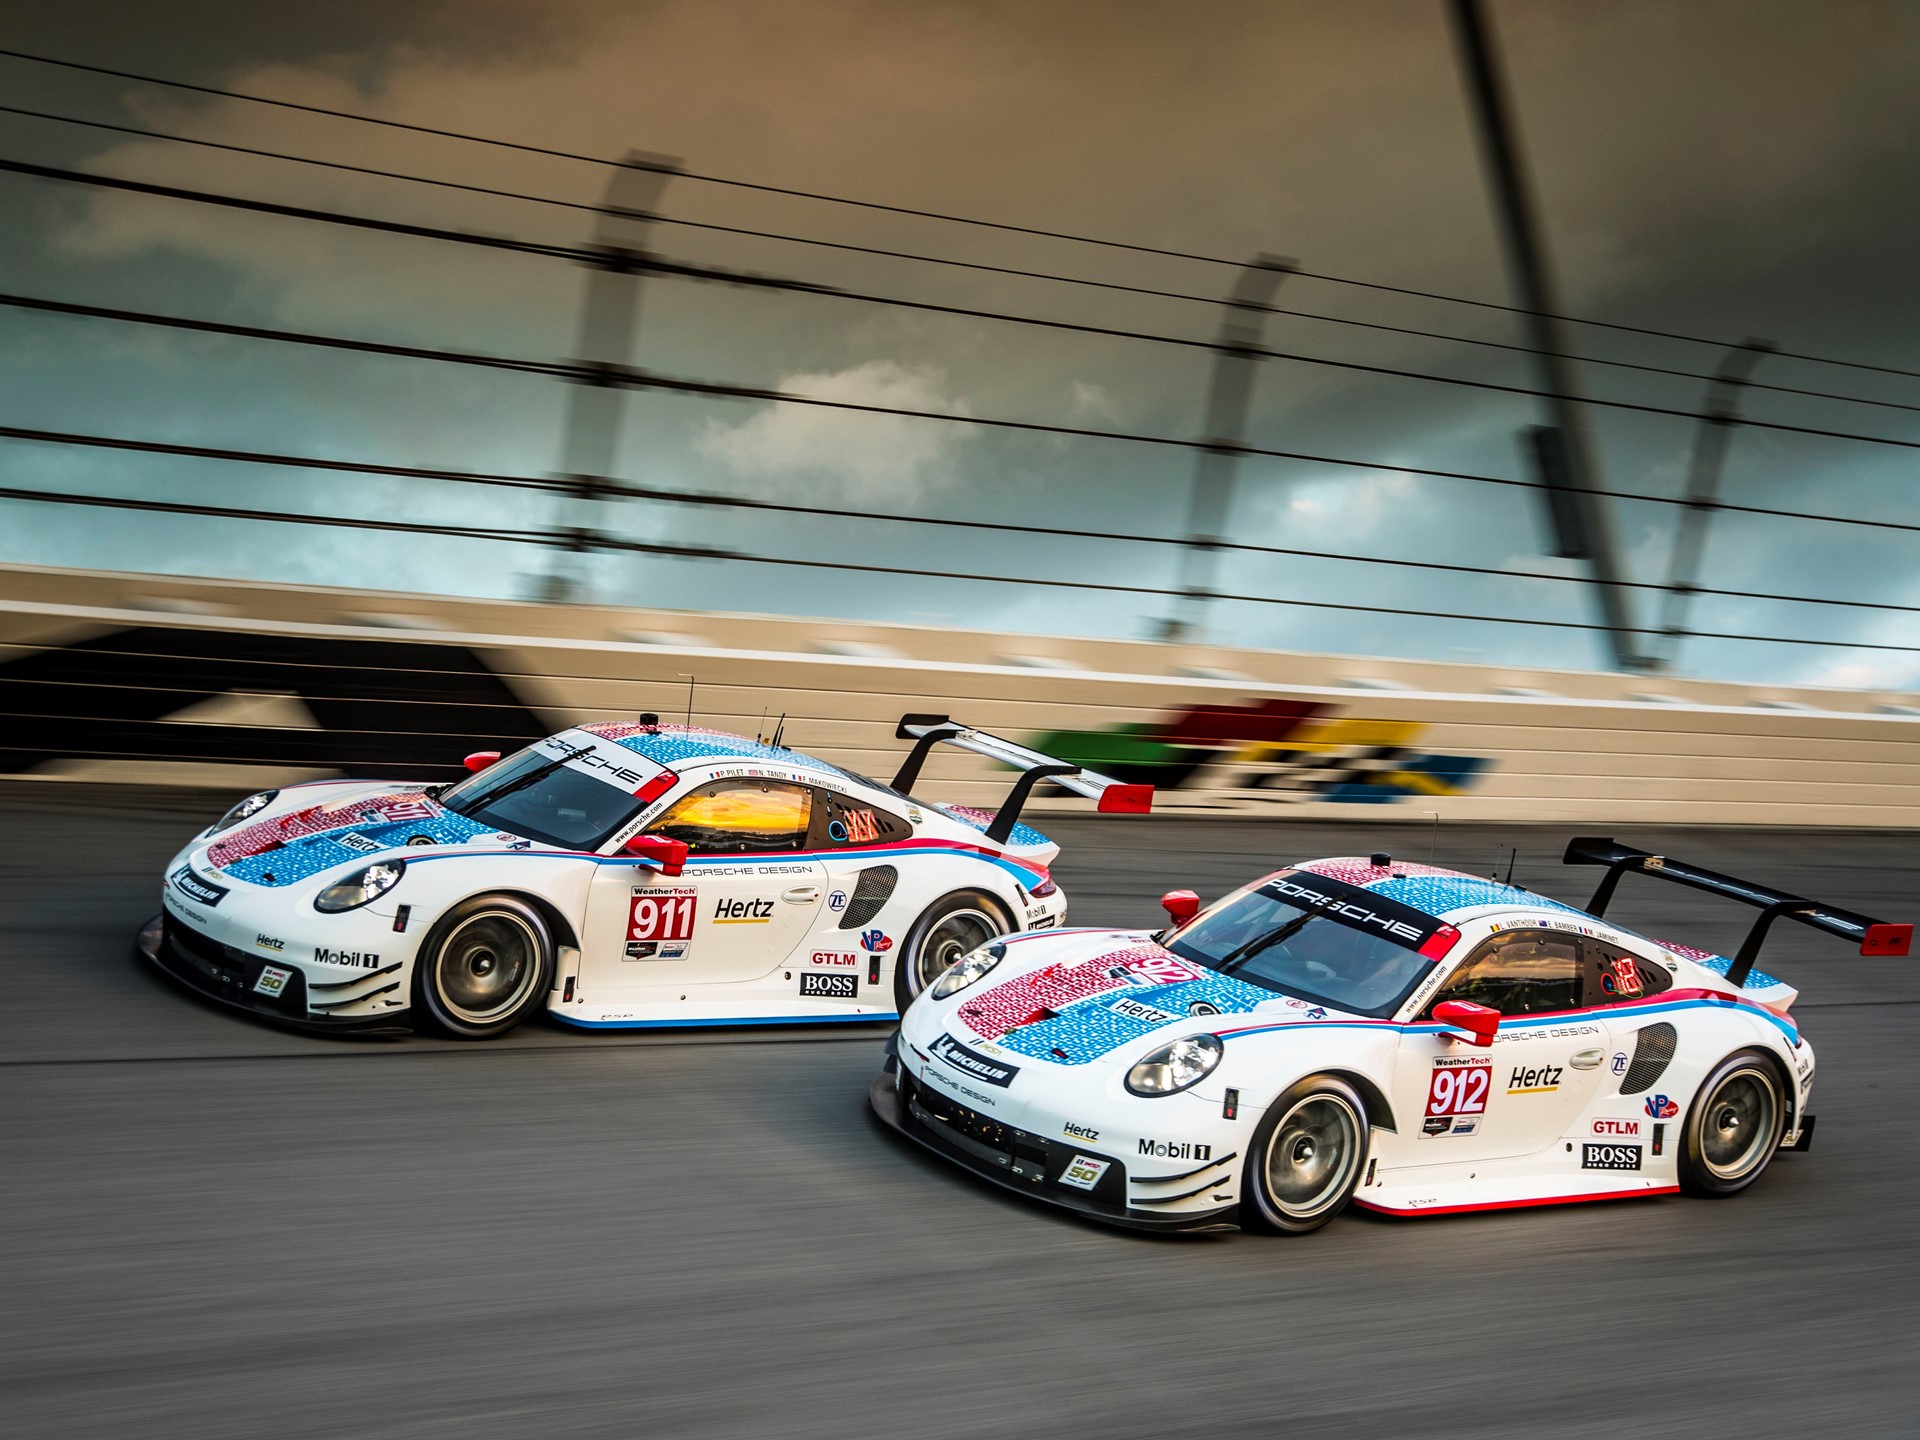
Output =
[
  {"x1": 872, "y1": 839, "x2": 1909, "y2": 1232},
  {"x1": 137, "y1": 714, "x2": 1151, "y2": 1037}
]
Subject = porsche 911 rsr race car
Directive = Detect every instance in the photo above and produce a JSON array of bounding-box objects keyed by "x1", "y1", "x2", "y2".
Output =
[
  {"x1": 137, "y1": 714, "x2": 1150, "y2": 1037},
  {"x1": 873, "y1": 838, "x2": 1910, "y2": 1233}
]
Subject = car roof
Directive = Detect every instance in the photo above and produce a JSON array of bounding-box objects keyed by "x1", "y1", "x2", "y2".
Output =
[
  {"x1": 576, "y1": 721, "x2": 870, "y2": 785},
  {"x1": 1289, "y1": 857, "x2": 1591, "y2": 923}
]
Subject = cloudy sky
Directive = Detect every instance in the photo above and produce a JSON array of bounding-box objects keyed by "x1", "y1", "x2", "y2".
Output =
[{"x1": 2, "y1": 0, "x2": 1917, "y2": 689}]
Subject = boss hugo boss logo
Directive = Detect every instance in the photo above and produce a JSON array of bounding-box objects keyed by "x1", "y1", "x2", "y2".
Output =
[
  {"x1": 713, "y1": 897, "x2": 775, "y2": 922},
  {"x1": 1508, "y1": 1065, "x2": 1563, "y2": 1093},
  {"x1": 313, "y1": 948, "x2": 381, "y2": 968},
  {"x1": 799, "y1": 972, "x2": 858, "y2": 999},
  {"x1": 1582, "y1": 1143, "x2": 1643, "y2": 1171},
  {"x1": 1138, "y1": 1140, "x2": 1212, "y2": 1161},
  {"x1": 929, "y1": 1032, "x2": 1020, "y2": 1088}
]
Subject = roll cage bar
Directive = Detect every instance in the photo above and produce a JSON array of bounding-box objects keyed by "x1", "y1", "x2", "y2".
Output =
[
  {"x1": 890, "y1": 714, "x2": 1152, "y2": 845},
  {"x1": 1563, "y1": 836, "x2": 1911, "y2": 986}
]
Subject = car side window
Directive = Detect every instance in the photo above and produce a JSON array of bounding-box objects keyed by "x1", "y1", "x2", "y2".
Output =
[
  {"x1": 1582, "y1": 939, "x2": 1673, "y2": 1002},
  {"x1": 809, "y1": 790, "x2": 911, "y2": 849},
  {"x1": 1423, "y1": 930, "x2": 1582, "y2": 1017},
  {"x1": 644, "y1": 780, "x2": 812, "y2": 854}
]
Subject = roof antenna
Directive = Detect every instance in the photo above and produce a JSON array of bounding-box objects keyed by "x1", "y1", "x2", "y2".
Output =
[
  {"x1": 755, "y1": 706, "x2": 769, "y2": 745},
  {"x1": 1426, "y1": 810, "x2": 1440, "y2": 864},
  {"x1": 675, "y1": 673, "x2": 695, "y2": 731},
  {"x1": 770, "y1": 712, "x2": 788, "y2": 748},
  {"x1": 1504, "y1": 846, "x2": 1517, "y2": 886}
]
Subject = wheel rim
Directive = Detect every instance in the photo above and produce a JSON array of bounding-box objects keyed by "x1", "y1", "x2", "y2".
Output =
[
  {"x1": 1699, "y1": 1066, "x2": 1779, "y2": 1181},
  {"x1": 912, "y1": 907, "x2": 998, "y2": 994},
  {"x1": 1264, "y1": 1094, "x2": 1362, "y2": 1219},
  {"x1": 434, "y1": 912, "x2": 540, "y2": 1023}
]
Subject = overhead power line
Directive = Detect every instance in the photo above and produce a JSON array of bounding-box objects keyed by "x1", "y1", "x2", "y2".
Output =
[
  {"x1": 9, "y1": 156, "x2": 1920, "y2": 457},
  {"x1": 2, "y1": 481, "x2": 1914, "y2": 655},
  {"x1": 8, "y1": 291, "x2": 1920, "y2": 541},
  {"x1": 3, "y1": 44, "x2": 1916, "y2": 383},
  {"x1": 4, "y1": 101, "x2": 1916, "y2": 419},
  {"x1": 5, "y1": 421, "x2": 1913, "y2": 616}
]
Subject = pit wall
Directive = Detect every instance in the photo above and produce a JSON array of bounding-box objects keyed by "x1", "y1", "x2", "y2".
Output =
[{"x1": 2, "y1": 563, "x2": 1915, "y2": 826}]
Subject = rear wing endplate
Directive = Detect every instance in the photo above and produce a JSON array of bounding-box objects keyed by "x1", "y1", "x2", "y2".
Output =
[
  {"x1": 1563, "y1": 836, "x2": 1911, "y2": 986},
  {"x1": 891, "y1": 714, "x2": 1152, "y2": 845}
]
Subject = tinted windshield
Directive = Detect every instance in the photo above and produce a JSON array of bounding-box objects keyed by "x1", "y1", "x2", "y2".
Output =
[
  {"x1": 440, "y1": 746, "x2": 645, "y2": 850},
  {"x1": 1167, "y1": 876, "x2": 1442, "y2": 1018}
]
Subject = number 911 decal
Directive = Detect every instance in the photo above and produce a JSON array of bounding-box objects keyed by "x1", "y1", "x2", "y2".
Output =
[{"x1": 627, "y1": 887, "x2": 696, "y2": 960}]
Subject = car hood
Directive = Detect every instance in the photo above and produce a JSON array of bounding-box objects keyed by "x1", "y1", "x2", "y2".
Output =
[
  {"x1": 201, "y1": 781, "x2": 514, "y2": 888},
  {"x1": 944, "y1": 928, "x2": 1344, "y2": 1067}
]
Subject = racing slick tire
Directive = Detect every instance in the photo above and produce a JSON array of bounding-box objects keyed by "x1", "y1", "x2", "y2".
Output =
[
  {"x1": 1678, "y1": 1050, "x2": 1786, "y2": 1198},
  {"x1": 894, "y1": 889, "x2": 1013, "y2": 1011},
  {"x1": 412, "y1": 895, "x2": 555, "y2": 1040},
  {"x1": 1243, "y1": 1076, "x2": 1369, "y2": 1235}
]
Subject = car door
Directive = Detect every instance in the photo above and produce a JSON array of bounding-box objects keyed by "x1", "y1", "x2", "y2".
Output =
[
  {"x1": 581, "y1": 779, "x2": 826, "y2": 990},
  {"x1": 1392, "y1": 929, "x2": 1610, "y2": 1163}
]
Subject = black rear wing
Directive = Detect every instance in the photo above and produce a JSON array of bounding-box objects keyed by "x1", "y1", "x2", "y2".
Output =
[
  {"x1": 1563, "y1": 836, "x2": 1911, "y2": 986},
  {"x1": 890, "y1": 714, "x2": 1152, "y2": 845}
]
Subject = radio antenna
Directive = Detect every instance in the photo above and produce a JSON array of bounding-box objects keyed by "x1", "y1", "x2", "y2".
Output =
[
  {"x1": 770, "y1": 712, "x2": 788, "y2": 748},
  {"x1": 756, "y1": 706, "x2": 769, "y2": 744},
  {"x1": 675, "y1": 673, "x2": 695, "y2": 730},
  {"x1": 1503, "y1": 846, "x2": 1517, "y2": 886},
  {"x1": 1427, "y1": 811, "x2": 1440, "y2": 864}
]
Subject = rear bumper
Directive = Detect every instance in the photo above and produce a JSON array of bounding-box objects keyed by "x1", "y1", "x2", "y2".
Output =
[
  {"x1": 868, "y1": 1060, "x2": 1237, "y2": 1233},
  {"x1": 137, "y1": 913, "x2": 411, "y2": 1036}
]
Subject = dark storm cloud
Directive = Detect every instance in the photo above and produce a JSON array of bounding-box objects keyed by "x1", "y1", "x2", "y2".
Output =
[{"x1": 0, "y1": 0, "x2": 1915, "y2": 689}]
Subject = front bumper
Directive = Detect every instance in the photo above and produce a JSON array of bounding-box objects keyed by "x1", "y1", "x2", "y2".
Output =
[
  {"x1": 137, "y1": 913, "x2": 411, "y2": 1035},
  {"x1": 869, "y1": 1058, "x2": 1238, "y2": 1233}
]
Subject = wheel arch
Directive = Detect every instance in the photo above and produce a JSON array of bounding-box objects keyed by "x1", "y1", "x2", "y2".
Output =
[{"x1": 1320, "y1": 1068, "x2": 1397, "y2": 1134}]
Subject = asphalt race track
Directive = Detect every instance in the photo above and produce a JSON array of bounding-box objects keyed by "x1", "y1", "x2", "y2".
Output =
[{"x1": 4, "y1": 783, "x2": 1917, "y2": 1439}]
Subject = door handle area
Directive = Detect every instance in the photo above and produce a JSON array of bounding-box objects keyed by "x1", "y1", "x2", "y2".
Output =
[
  {"x1": 782, "y1": 885, "x2": 823, "y2": 904},
  {"x1": 1570, "y1": 1047, "x2": 1606, "y2": 1070}
]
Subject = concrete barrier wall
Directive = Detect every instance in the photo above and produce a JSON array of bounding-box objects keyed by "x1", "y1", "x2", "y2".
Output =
[{"x1": 2, "y1": 563, "x2": 1915, "y2": 826}]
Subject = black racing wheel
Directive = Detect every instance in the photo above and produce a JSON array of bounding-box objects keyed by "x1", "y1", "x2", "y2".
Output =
[
  {"x1": 1678, "y1": 1050, "x2": 1786, "y2": 1197},
  {"x1": 894, "y1": 889, "x2": 1011, "y2": 1011},
  {"x1": 412, "y1": 895, "x2": 555, "y2": 1040},
  {"x1": 1243, "y1": 1076, "x2": 1369, "y2": 1235}
]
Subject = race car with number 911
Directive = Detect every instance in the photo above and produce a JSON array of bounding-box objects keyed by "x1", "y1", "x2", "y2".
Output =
[
  {"x1": 138, "y1": 714, "x2": 1150, "y2": 1036},
  {"x1": 872, "y1": 839, "x2": 1909, "y2": 1232}
]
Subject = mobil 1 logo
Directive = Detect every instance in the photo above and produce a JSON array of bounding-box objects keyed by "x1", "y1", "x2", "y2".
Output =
[
  {"x1": 1582, "y1": 1142, "x2": 1643, "y2": 1172},
  {"x1": 799, "y1": 971, "x2": 858, "y2": 1000}
]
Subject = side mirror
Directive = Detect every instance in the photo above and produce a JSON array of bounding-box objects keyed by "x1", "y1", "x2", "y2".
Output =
[
  {"x1": 463, "y1": 750, "x2": 501, "y2": 773},
  {"x1": 623, "y1": 833, "x2": 689, "y2": 877},
  {"x1": 1433, "y1": 999, "x2": 1501, "y2": 1048},
  {"x1": 1160, "y1": 889, "x2": 1201, "y2": 926}
]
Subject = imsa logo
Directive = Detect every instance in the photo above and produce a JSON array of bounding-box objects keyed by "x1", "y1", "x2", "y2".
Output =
[{"x1": 1138, "y1": 1139, "x2": 1212, "y2": 1161}]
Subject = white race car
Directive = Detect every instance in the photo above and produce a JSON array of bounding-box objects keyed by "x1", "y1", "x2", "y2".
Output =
[
  {"x1": 137, "y1": 715, "x2": 1150, "y2": 1037},
  {"x1": 873, "y1": 839, "x2": 1910, "y2": 1232}
]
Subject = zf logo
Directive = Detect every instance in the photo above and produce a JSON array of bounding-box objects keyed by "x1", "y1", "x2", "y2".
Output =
[{"x1": 713, "y1": 897, "x2": 774, "y2": 922}]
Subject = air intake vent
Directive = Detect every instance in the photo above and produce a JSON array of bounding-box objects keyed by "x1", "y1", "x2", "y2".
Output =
[
  {"x1": 1621, "y1": 1023, "x2": 1677, "y2": 1094},
  {"x1": 840, "y1": 866, "x2": 898, "y2": 929}
]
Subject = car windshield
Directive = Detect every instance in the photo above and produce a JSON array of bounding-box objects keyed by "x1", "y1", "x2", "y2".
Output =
[
  {"x1": 1166, "y1": 879, "x2": 1440, "y2": 1018},
  {"x1": 439, "y1": 746, "x2": 645, "y2": 851}
]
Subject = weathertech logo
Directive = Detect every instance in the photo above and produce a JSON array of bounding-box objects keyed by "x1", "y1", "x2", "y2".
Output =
[{"x1": 1138, "y1": 1140, "x2": 1212, "y2": 1161}]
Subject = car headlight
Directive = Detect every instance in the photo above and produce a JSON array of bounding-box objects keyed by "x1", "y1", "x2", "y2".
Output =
[
  {"x1": 314, "y1": 860, "x2": 406, "y2": 913},
  {"x1": 1125, "y1": 1033, "x2": 1223, "y2": 1096},
  {"x1": 930, "y1": 942, "x2": 1006, "y2": 1000},
  {"x1": 212, "y1": 789, "x2": 278, "y2": 832}
]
